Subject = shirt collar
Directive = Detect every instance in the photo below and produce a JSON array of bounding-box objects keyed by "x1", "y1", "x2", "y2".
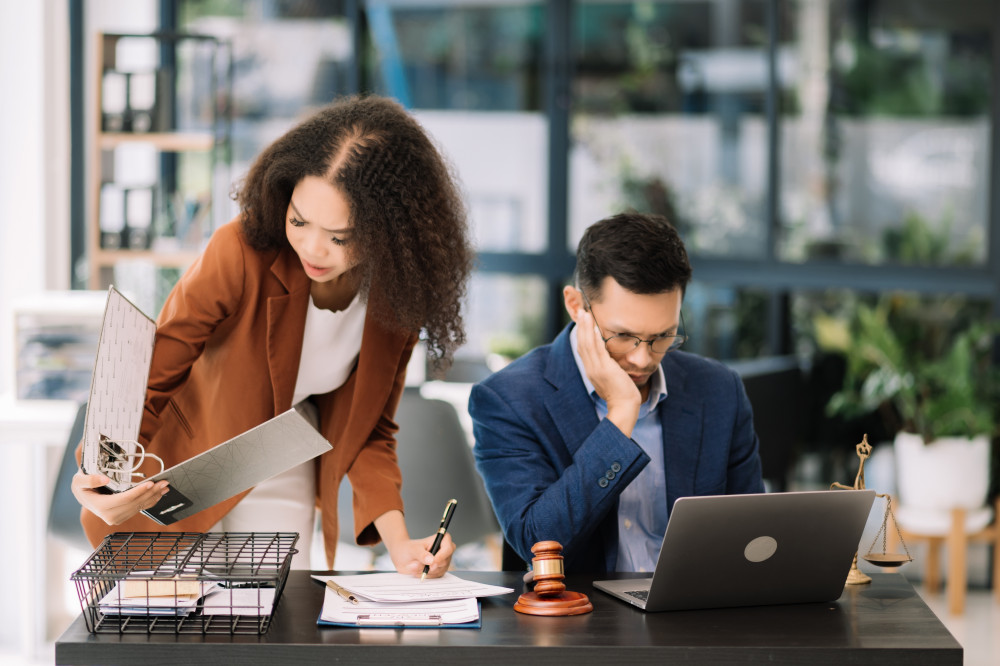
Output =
[{"x1": 570, "y1": 324, "x2": 668, "y2": 410}]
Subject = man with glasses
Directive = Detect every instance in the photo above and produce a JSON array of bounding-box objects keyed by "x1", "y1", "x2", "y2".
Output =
[{"x1": 469, "y1": 212, "x2": 764, "y2": 573}]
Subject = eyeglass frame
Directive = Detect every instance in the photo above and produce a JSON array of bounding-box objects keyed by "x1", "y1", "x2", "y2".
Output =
[{"x1": 579, "y1": 289, "x2": 688, "y2": 355}]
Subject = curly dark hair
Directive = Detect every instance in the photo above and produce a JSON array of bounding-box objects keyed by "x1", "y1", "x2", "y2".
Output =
[
  {"x1": 236, "y1": 95, "x2": 473, "y2": 366},
  {"x1": 575, "y1": 211, "x2": 692, "y2": 301}
]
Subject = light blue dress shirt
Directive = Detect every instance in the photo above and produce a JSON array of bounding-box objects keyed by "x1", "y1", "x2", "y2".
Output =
[{"x1": 571, "y1": 327, "x2": 669, "y2": 572}]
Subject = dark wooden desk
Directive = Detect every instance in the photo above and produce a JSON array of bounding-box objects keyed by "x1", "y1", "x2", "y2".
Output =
[{"x1": 55, "y1": 571, "x2": 961, "y2": 665}]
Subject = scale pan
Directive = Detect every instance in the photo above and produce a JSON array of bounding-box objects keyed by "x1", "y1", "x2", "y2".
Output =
[{"x1": 863, "y1": 553, "x2": 912, "y2": 568}]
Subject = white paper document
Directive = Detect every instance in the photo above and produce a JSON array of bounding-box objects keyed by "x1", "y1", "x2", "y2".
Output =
[
  {"x1": 201, "y1": 587, "x2": 276, "y2": 616},
  {"x1": 319, "y1": 588, "x2": 480, "y2": 626},
  {"x1": 311, "y1": 572, "x2": 513, "y2": 602}
]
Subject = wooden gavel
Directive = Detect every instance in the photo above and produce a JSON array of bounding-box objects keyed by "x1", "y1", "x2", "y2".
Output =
[{"x1": 513, "y1": 541, "x2": 593, "y2": 616}]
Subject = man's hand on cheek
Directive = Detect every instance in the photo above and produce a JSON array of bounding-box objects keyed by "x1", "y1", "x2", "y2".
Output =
[{"x1": 576, "y1": 310, "x2": 640, "y2": 437}]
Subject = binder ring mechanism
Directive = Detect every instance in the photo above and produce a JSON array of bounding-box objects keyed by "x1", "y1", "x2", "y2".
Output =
[{"x1": 98, "y1": 434, "x2": 165, "y2": 487}]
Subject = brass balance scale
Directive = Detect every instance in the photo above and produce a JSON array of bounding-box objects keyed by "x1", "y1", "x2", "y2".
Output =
[{"x1": 831, "y1": 434, "x2": 913, "y2": 585}]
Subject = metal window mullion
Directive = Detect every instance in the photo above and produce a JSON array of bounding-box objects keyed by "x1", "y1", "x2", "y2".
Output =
[
  {"x1": 70, "y1": 0, "x2": 86, "y2": 289},
  {"x1": 989, "y1": 2, "x2": 1000, "y2": 320},
  {"x1": 545, "y1": 0, "x2": 574, "y2": 340},
  {"x1": 764, "y1": 0, "x2": 784, "y2": 354}
]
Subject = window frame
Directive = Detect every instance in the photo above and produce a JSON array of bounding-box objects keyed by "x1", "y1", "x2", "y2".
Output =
[{"x1": 69, "y1": 0, "x2": 1000, "y2": 356}]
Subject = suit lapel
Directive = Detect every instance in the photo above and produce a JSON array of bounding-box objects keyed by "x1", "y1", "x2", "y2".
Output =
[
  {"x1": 543, "y1": 326, "x2": 600, "y2": 456},
  {"x1": 266, "y1": 249, "x2": 311, "y2": 412},
  {"x1": 659, "y1": 353, "x2": 703, "y2": 503}
]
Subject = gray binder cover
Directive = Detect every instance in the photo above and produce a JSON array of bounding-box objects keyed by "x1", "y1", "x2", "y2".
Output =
[
  {"x1": 80, "y1": 286, "x2": 157, "y2": 491},
  {"x1": 142, "y1": 407, "x2": 332, "y2": 525}
]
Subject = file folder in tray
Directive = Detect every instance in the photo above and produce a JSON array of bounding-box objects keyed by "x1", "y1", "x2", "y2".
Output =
[{"x1": 71, "y1": 531, "x2": 297, "y2": 635}]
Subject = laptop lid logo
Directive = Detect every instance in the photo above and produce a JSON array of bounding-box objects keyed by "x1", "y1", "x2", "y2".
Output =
[{"x1": 744, "y1": 536, "x2": 778, "y2": 562}]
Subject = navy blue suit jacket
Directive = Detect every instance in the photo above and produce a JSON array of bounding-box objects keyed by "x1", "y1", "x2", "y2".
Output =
[{"x1": 470, "y1": 324, "x2": 765, "y2": 573}]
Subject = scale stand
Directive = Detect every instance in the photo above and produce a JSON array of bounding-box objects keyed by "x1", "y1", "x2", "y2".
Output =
[{"x1": 831, "y1": 434, "x2": 912, "y2": 585}]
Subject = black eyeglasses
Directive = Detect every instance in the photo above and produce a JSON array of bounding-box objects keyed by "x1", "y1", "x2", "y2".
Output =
[{"x1": 581, "y1": 291, "x2": 688, "y2": 355}]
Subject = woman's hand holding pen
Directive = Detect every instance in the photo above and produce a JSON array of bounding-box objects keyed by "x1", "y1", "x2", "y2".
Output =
[
  {"x1": 391, "y1": 533, "x2": 455, "y2": 578},
  {"x1": 71, "y1": 468, "x2": 170, "y2": 526},
  {"x1": 375, "y1": 509, "x2": 456, "y2": 578}
]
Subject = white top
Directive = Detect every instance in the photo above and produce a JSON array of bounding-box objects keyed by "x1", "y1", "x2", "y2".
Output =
[{"x1": 292, "y1": 291, "x2": 367, "y2": 406}]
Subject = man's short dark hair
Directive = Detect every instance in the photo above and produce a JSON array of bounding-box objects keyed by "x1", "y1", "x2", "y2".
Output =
[{"x1": 574, "y1": 211, "x2": 692, "y2": 301}]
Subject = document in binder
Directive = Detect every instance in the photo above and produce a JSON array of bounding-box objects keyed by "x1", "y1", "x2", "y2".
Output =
[
  {"x1": 81, "y1": 285, "x2": 333, "y2": 525},
  {"x1": 318, "y1": 592, "x2": 482, "y2": 628},
  {"x1": 312, "y1": 573, "x2": 513, "y2": 628}
]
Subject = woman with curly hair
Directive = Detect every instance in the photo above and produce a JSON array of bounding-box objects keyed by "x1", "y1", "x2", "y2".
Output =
[{"x1": 72, "y1": 95, "x2": 473, "y2": 575}]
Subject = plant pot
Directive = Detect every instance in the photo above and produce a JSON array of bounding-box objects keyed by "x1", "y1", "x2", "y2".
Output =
[{"x1": 894, "y1": 431, "x2": 993, "y2": 533}]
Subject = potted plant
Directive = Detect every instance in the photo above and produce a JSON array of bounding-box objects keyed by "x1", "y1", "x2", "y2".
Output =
[{"x1": 823, "y1": 293, "x2": 999, "y2": 525}]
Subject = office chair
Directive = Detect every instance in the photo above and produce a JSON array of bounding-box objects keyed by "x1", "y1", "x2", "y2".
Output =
[
  {"x1": 338, "y1": 387, "x2": 501, "y2": 566},
  {"x1": 731, "y1": 356, "x2": 806, "y2": 491},
  {"x1": 47, "y1": 402, "x2": 91, "y2": 552}
]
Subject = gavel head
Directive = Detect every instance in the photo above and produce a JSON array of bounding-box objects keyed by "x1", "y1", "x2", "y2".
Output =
[{"x1": 530, "y1": 540, "x2": 566, "y2": 596}]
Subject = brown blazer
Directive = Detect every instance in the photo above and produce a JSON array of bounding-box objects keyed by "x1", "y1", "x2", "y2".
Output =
[{"x1": 80, "y1": 220, "x2": 417, "y2": 565}]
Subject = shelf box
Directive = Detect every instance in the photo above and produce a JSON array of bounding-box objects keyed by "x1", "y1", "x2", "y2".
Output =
[{"x1": 12, "y1": 291, "x2": 107, "y2": 402}]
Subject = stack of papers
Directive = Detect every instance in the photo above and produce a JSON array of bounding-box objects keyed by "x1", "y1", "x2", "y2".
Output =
[
  {"x1": 98, "y1": 575, "x2": 276, "y2": 617},
  {"x1": 99, "y1": 577, "x2": 219, "y2": 617},
  {"x1": 313, "y1": 572, "x2": 513, "y2": 628},
  {"x1": 201, "y1": 587, "x2": 277, "y2": 616}
]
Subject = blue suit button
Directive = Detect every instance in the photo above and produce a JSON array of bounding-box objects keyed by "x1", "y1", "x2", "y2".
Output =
[
  {"x1": 598, "y1": 477, "x2": 609, "y2": 488},
  {"x1": 605, "y1": 470, "x2": 616, "y2": 480},
  {"x1": 611, "y1": 462, "x2": 622, "y2": 473}
]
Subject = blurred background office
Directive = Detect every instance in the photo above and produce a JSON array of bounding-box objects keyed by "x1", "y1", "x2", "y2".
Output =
[{"x1": 2, "y1": 0, "x2": 1000, "y2": 664}]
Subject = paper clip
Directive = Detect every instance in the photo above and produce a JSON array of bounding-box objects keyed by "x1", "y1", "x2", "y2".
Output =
[{"x1": 98, "y1": 435, "x2": 165, "y2": 486}]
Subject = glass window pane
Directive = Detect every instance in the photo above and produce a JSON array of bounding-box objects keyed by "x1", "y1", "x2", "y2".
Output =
[
  {"x1": 100, "y1": 1, "x2": 352, "y2": 310},
  {"x1": 790, "y1": 288, "x2": 994, "y2": 457},
  {"x1": 371, "y1": 2, "x2": 548, "y2": 253},
  {"x1": 684, "y1": 282, "x2": 770, "y2": 361},
  {"x1": 780, "y1": 0, "x2": 993, "y2": 266},
  {"x1": 569, "y1": 0, "x2": 770, "y2": 257},
  {"x1": 461, "y1": 273, "x2": 550, "y2": 364},
  {"x1": 182, "y1": 2, "x2": 352, "y2": 192},
  {"x1": 366, "y1": 2, "x2": 543, "y2": 111},
  {"x1": 416, "y1": 111, "x2": 548, "y2": 253}
]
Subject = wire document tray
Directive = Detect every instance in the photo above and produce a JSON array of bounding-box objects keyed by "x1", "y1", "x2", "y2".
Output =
[{"x1": 71, "y1": 532, "x2": 298, "y2": 635}]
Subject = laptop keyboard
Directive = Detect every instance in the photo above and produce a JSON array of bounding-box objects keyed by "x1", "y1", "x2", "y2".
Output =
[{"x1": 625, "y1": 589, "x2": 649, "y2": 602}]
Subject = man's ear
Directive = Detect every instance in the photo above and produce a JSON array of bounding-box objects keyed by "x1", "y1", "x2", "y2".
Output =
[{"x1": 563, "y1": 285, "x2": 584, "y2": 324}]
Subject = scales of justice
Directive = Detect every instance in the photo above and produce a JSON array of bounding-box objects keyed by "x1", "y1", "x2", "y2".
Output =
[{"x1": 831, "y1": 434, "x2": 913, "y2": 584}]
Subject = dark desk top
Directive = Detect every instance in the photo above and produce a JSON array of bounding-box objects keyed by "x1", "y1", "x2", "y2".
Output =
[{"x1": 56, "y1": 571, "x2": 961, "y2": 665}]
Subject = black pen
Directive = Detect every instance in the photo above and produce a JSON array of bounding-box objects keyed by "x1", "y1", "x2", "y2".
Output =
[{"x1": 422, "y1": 498, "x2": 458, "y2": 581}]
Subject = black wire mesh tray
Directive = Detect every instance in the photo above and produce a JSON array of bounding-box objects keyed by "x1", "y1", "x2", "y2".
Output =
[{"x1": 71, "y1": 531, "x2": 298, "y2": 635}]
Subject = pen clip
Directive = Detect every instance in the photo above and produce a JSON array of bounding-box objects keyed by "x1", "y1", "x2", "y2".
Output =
[{"x1": 439, "y1": 498, "x2": 458, "y2": 523}]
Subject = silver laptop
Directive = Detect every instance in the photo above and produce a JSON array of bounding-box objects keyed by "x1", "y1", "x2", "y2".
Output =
[{"x1": 593, "y1": 489, "x2": 876, "y2": 611}]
